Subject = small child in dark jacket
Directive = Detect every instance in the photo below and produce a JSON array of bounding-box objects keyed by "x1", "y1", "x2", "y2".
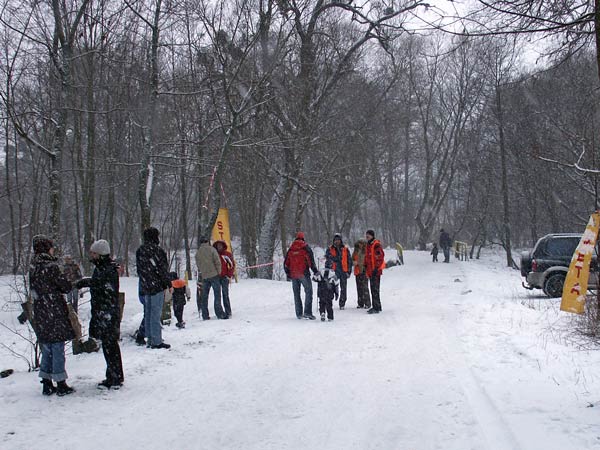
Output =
[
  {"x1": 169, "y1": 271, "x2": 191, "y2": 328},
  {"x1": 431, "y1": 243, "x2": 439, "y2": 262},
  {"x1": 313, "y1": 268, "x2": 339, "y2": 322}
]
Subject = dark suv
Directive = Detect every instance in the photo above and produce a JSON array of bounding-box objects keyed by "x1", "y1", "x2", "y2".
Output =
[{"x1": 520, "y1": 233, "x2": 598, "y2": 297}]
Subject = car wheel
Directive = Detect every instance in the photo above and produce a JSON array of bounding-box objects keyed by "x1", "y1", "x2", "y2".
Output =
[{"x1": 543, "y1": 273, "x2": 566, "y2": 298}]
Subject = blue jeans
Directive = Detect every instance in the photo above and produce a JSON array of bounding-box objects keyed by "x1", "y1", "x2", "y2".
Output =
[
  {"x1": 143, "y1": 292, "x2": 165, "y2": 346},
  {"x1": 39, "y1": 342, "x2": 67, "y2": 382},
  {"x1": 292, "y1": 276, "x2": 313, "y2": 317},
  {"x1": 219, "y1": 277, "x2": 232, "y2": 316},
  {"x1": 201, "y1": 276, "x2": 224, "y2": 319}
]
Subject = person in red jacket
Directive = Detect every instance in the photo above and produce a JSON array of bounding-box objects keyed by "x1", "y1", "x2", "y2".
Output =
[
  {"x1": 365, "y1": 229, "x2": 385, "y2": 314},
  {"x1": 213, "y1": 240, "x2": 235, "y2": 318},
  {"x1": 284, "y1": 232, "x2": 319, "y2": 320}
]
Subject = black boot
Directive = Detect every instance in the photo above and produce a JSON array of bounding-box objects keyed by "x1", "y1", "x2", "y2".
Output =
[
  {"x1": 56, "y1": 381, "x2": 75, "y2": 396},
  {"x1": 41, "y1": 379, "x2": 56, "y2": 396}
]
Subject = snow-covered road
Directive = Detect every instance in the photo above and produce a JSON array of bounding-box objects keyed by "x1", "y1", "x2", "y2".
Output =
[{"x1": 1, "y1": 250, "x2": 599, "y2": 449}]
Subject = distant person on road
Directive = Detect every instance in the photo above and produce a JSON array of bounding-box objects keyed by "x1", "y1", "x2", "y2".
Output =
[
  {"x1": 431, "y1": 243, "x2": 439, "y2": 262},
  {"x1": 439, "y1": 229, "x2": 452, "y2": 263},
  {"x1": 284, "y1": 232, "x2": 319, "y2": 320}
]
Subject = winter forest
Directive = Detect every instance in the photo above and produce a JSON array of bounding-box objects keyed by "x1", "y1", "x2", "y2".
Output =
[{"x1": 2, "y1": 0, "x2": 599, "y2": 277}]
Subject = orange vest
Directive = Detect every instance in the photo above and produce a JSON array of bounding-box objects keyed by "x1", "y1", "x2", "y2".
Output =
[{"x1": 329, "y1": 246, "x2": 350, "y2": 273}]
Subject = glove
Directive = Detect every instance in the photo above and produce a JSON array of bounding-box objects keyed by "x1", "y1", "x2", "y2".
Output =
[{"x1": 17, "y1": 311, "x2": 28, "y2": 325}]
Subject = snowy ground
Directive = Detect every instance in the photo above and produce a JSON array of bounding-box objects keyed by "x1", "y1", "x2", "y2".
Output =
[{"x1": 1, "y1": 250, "x2": 599, "y2": 450}]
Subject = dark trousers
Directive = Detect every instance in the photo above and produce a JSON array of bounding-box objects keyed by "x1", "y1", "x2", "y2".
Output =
[
  {"x1": 369, "y1": 274, "x2": 381, "y2": 311},
  {"x1": 173, "y1": 298, "x2": 186, "y2": 324},
  {"x1": 102, "y1": 337, "x2": 124, "y2": 384},
  {"x1": 355, "y1": 273, "x2": 371, "y2": 308},
  {"x1": 432, "y1": 253, "x2": 438, "y2": 262},
  {"x1": 338, "y1": 275, "x2": 347, "y2": 307},
  {"x1": 319, "y1": 297, "x2": 334, "y2": 320},
  {"x1": 219, "y1": 277, "x2": 232, "y2": 316},
  {"x1": 443, "y1": 247, "x2": 450, "y2": 263}
]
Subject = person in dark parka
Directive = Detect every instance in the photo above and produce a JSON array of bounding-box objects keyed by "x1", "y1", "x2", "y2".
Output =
[
  {"x1": 76, "y1": 239, "x2": 124, "y2": 389},
  {"x1": 136, "y1": 227, "x2": 172, "y2": 349},
  {"x1": 29, "y1": 235, "x2": 76, "y2": 396}
]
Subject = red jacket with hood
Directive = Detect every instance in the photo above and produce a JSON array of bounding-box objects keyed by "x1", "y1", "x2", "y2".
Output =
[
  {"x1": 213, "y1": 240, "x2": 235, "y2": 278},
  {"x1": 284, "y1": 238, "x2": 317, "y2": 280}
]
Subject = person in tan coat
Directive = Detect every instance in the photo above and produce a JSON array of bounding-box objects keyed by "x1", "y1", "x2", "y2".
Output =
[{"x1": 195, "y1": 236, "x2": 227, "y2": 320}]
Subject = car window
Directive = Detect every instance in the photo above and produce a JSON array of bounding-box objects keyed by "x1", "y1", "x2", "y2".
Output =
[{"x1": 545, "y1": 238, "x2": 580, "y2": 257}]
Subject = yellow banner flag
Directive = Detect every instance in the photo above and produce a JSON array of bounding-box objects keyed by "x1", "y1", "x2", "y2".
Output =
[
  {"x1": 211, "y1": 208, "x2": 237, "y2": 282},
  {"x1": 211, "y1": 208, "x2": 232, "y2": 248},
  {"x1": 560, "y1": 212, "x2": 600, "y2": 314}
]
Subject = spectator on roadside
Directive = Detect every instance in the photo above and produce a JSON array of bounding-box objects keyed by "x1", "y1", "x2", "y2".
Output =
[
  {"x1": 76, "y1": 240, "x2": 124, "y2": 389},
  {"x1": 284, "y1": 231, "x2": 319, "y2": 320},
  {"x1": 196, "y1": 236, "x2": 228, "y2": 320},
  {"x1": 136, "y1": 227, "x2": 172, "y2": 349},
  {"x1": 325, "y1": 234, "x2": 352, "y2": 310},
  {"x1": 213, "y1": 240, "x2": 235, "y2": 319},
  {"x1": 29, "y1": 235, "x2": 76, "y2": 396}
]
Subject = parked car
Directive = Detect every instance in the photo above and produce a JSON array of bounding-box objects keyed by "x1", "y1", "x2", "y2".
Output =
[{"x1": 520, "y1": 233, "x2": 598, "y2": 298}]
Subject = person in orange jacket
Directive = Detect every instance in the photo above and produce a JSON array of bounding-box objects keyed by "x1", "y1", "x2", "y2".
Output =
[
  {"x1": 325, "y1": 234, "x2": 352, "y2": 309},
  {"x1": 365, "y1": 229, "x2": 385, "y2": 314}
]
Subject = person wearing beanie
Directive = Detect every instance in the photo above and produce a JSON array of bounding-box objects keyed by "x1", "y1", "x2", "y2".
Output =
[
  {"x1": 325, "y1": 234, "x2": 352, "y2": 309},
  {"x1": 76, "y1": 240, "x2": 124, "y2": 389},
  {"x1": 284, "y1": 231, "x2": 319, "y2": 319},
  {"x1": 136, "y1": 227, "x2": 172, "y2": 349},
  {"x1": 29, "y1": 235, "x2": 76, "y2": 396},
  {"x1": 365, "y1": 229, "x2": 385, "y2": 314},
  {"x1": 196, "y1": 236, "x2": 228, "y2": 320}
]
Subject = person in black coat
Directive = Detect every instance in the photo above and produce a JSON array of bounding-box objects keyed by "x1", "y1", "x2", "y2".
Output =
[
  {"x1": 76, "y1": 239, "x2": 124, "y2": 389},
  {"x1": 136, "y1": 227, "x2": 172, "y2": 349},
  {"x1": 29, "y1": 235, "x2": 76, "y2": 396}
]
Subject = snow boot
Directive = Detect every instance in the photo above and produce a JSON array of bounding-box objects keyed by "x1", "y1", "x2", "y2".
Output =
[
  {"x1": 320, "y1": 313, "x2": 326, "y2": 322},
  {"x1": 56, "y1": 381, "x2": 75, "y2": 396},
  {"x1": 134, "y1": 333, "x2": 146, "y2": 346},
  {"x1": 150, "y1": 342, "x2": 171, "y2": 349},
  {"x1": 41, "y1": 379, "x2": 56, "y2": 396},
  {"x1": 303, "y1": 314, "x2": 316, "y2": 320}
]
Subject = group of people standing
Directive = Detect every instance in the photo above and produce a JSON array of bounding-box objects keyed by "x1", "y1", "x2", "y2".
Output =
[
  {"x1": 26, "y1": 226, "x2": 237, "y2": 397},
  {"x1": 284, "y1": 229, "x2": 385, "y2": 322},
  {"x1": 25, "y1": 225, "x2": 386, "y2": 397}
]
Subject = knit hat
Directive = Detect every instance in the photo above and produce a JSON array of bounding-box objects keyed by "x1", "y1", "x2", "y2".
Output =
[
  {"x1": 199, "y1": 235, "x2": 209, "y2": 244},
  {"x1": 32, "y1": 235, "x2": 53, "y2": 254},
  {"x1": 90, "y1": 239, "x2": 110, "y2": 255},
  {"x1": 366, "y1": 229, "x2": 375, "y2": 239},
  {"x1": 143, "y1": 227, "x2": 160, "y2": 245},
  {"x1": 333, "y1": 233, "x2": 342, "y2": 243},
  {"x1": 296, "y1": 231, "x2": 305, "y2": 241}
]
